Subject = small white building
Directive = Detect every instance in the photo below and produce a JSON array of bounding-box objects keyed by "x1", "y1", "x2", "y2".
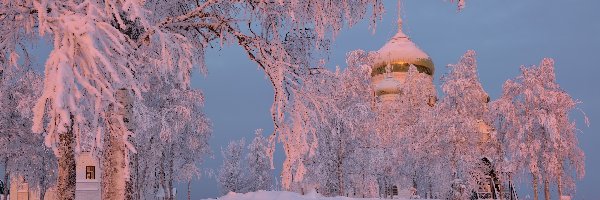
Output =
[
  {"x1": 74, "y1": 152, "x2": 102, "y2": 200},
  {"x1": 9, "y1": 152, "x2": 101, "y2": 200}
]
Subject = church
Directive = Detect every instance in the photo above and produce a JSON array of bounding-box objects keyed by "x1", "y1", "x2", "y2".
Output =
[{"x1": 367, "y1": 17, "x2": 517, "y2": 200}]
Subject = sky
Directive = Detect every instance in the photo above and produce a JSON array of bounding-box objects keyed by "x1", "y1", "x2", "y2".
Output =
[{"x1": 186, "y1": 0, "x2": 600, "y2": 199}]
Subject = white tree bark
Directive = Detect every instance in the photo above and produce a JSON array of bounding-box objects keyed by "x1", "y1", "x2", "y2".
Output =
[{"x1": 102, "y1": 116, "x2": 126, "y2": 200}]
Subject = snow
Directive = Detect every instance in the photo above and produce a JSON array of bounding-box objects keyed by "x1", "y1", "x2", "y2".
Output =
[
  {"x1": 202, "y1": 190, "x2": 437, "y2": 200},
  {"x1": 374, "y1": 76, "x2": 402, "y2": 94},
  {"x1": 373, "y1": 19, "x2": 431, "y2": 67}
]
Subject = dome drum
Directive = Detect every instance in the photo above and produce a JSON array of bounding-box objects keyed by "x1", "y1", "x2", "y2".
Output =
[
  {"x1": 373, "y1": 76, "x2": 402, "y2": 97},
  {"x1": 371, "y1": 61, "x2": 434, "y2": 77}
]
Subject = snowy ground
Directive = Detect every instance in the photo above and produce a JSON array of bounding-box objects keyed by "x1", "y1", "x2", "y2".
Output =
[{"x1": 202, "y1": 190, "x2": 438, "y2": 200}]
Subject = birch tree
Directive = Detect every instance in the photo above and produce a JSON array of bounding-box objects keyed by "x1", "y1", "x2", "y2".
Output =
[
  {"x1": 131, "y1": 78, "x2": 212, "y2": 200},
  {"x1": 246, "y1": 129, "x2": 274, "y2": 192},
  {"x1": 0, "y1": 64, "x2": 56, "y2": 199},
  {"x1": 218, "y1": 139, "x2": 246, "y2": 194},
  {"x1": 491, "y1": 58, "x2": 586, "y2": 200},
  {"x1": 282, "y1": 50, "x2": 376, "y2": 195},
  {"x1": 436, "y1": 50, "x2": 493, "y2": 199},
  {"x1": 394, "y1": 65, "x2": 438, "y2": 198}
]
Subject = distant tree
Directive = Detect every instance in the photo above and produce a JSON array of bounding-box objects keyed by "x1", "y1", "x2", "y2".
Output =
[
  {"x1": 131, "y1": 79, "x2": 212, "y2": 200},
  {"x1": 246, "y1": 129, "x2": 273, "y2": 192},
  {"x1": 218, "y1": 139, "x2": 246, "y2": 194},
  {"x1": 0, "y1": 65, "x2": 56, "y2": 200}
]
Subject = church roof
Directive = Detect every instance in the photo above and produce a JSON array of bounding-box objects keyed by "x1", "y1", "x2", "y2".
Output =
[{"x1": 373, "y1": 18, "x2": 434, "y2": 75}]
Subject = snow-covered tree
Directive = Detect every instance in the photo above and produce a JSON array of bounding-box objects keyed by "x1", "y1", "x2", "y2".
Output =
[
  {"x1": 491, "y1": 58, "x2": 586, "y2": 200},
  {"x1": 389, "y1": 65, "x2": 438, "y2": 197},
  {"x1": 246, "y1": 129, "x2": 274, "y2": 192},
  {"x1": 101, "y1": 88, "x2": 133, "y2": 200},
  {"x1": 0, "y1": 64, "x2": 56, "y2": 199},
  {"x1": 217, "y1": 130, "x2": 274, "y2": 194},
  {"x1": 218, "y1": 138, "x2": 246, "y2": 194},
  {"x1": 300, "y1": 71, "x2": 351, "y2": 196},
  {"x1": 403, "y1": 109, "x2": 450, "y2": 199},
  {"x1": 131, "y1": 79, "x2": 211, "y2": 200},
  {"x1": 434, "y1": 50, "x2": 495, "y2": 199},
  {"x1": 279, "y1": 50, "x2": 377, "y2": 195}
]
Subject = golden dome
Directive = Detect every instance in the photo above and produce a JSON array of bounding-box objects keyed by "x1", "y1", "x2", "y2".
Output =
[{"x1": 372, "y1": 18, "x2": 434, "y2": 77}]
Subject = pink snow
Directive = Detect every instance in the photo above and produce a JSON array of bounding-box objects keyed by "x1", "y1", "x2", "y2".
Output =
[
  {"x1": 202, "y1": 190, "x2": 439, "y2": 200},
  {"x1": 373, "y1": 19, "x2": 430, "y2": 66}
]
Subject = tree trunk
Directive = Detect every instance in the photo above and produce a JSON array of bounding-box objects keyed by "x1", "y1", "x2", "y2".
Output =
[
  {"x1": 508, "y1": 174, "x2": 515, "y2": 200},
  {"x1": 159, "y1": 152, "x2": 169, "y2": 200},
  {"x1": 3, "y1": 158, "x2": 8, "y2": 196},
  {"x1": 543, "y1": 178, "x2": 550, "y2": 200},
  {"x1": 532, "y1": 174, "x2": 539, "y2": 200},
  {"x1": 412, "y1": 175, "x2": 417, "y2": 197},
  {"x1": 137, "y1": 136, "x2": 154, "y2": 199},
  {"x1": 39, "y1": 156, "x2": 47, "y2": 200},
  {"x1": 57, "y1": 128, "x2": 76, "y2": 200},
  {"x1": 491, "y1": 178, "x2": 499, "y2": 199},
  {"x1": 166, "y1": 145, "x2": 175, "y2": 200},
  {"x1": 39, "y1": 185, "x2": 47, "y2": 200},
  {"x1": 125, "y1": 139, "x2": 139, "y2": 200},
  {"x1": 336, "y1": 137, "x2": 344, "y2": 197},
  {"x1": 102, "y1": 118, "x2": 126, "y2": 200},
  {"x1": 557, "y1": 176, "x2": 563, "y2": 200},
  {"x1": 557, "y1": 160, "x2": 564, "y2": 199},
  {"x1": 428, "y1": 182, "x2": 433, "y2": 199},
  {"x1": 187, "y1": 180, "x2": 191, "y2": 200}
]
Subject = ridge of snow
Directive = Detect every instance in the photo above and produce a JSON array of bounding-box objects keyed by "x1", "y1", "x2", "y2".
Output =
[
  {"x1": 375, "y1": 77, "x2": 402, "y2": 93},
  {"x1": 375, "y1": 32, "x2": 429, "y2": 63},
  {"x1": 202, "y1": 190, "x2": 439, "y2": 200},
  {"x1": 374, "y1": 21, "x2": 430, "y2": 66}
]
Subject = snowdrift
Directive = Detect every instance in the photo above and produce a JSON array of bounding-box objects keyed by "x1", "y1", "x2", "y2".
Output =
[{"x1": 203, "y1": 190, "x2": 437, "y2": 200}]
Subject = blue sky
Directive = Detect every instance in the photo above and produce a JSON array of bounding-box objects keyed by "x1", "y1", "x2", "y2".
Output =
[{"x1": 188, "y1": 0, "x2": 600, "y2": 199}]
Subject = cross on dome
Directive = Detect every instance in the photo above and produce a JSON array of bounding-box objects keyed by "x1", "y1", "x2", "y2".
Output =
[{"x1": 397, "y1": 17, "x2": 403, "y2": 34}]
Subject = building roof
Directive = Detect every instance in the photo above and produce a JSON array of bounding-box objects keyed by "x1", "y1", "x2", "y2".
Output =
[{"x1": 372, "y1": 18, "x2": 434, "y2": 75}]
